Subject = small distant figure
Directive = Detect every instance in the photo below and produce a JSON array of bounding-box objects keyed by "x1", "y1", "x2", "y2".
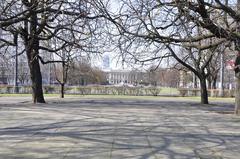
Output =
[{"x1": 234, "y1": 52, "x2": 240, "y2": 78}]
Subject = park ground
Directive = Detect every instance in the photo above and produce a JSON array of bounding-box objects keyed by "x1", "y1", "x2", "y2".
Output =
[{"x1": 0, "y1": 95, "x2": 239, "y2": 159}]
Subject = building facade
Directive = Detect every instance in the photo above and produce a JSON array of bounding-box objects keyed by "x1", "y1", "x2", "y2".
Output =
[{"x1": 105, "y1": 70, "x2": 148, "y2": 85}]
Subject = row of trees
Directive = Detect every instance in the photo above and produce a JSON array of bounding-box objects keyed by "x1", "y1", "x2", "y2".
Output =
[
  {"x1": 95, "y1": 0, "x2": 240, "y2": 114},
  {"x1": 1, "y1": 0, "x2": 240, "y2": 114}
]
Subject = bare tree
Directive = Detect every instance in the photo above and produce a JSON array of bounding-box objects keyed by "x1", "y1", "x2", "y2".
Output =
[
  {"x1": 171, "y1": 44, "x2": 223, "y2": 104},
  {"x1": 95, "y1": 0, "x2": 224, "y2": 104},
  {"x1": 146, "y1": 66, "x2": 180, "y2": 87},
  {"x1": 164, "y1": 0, "x2": 240, "y2": 113},
  {"x1": 53, "y1": 48, "x2": 72, "y2": 98},
  {"x1": 95, "y1": 0, "x2": 240, "y2": 113},
  {"x1": 68, "y1": 59, "x2": 107, "y2": 86},
  {"x1": 0, "y1": 0, "x2": 104, "y2": 103}
]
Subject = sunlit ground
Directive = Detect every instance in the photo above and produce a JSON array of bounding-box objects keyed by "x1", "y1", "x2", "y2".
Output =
[{"x1": 0, "y1": 96, "x2": 239, "y2": 159}]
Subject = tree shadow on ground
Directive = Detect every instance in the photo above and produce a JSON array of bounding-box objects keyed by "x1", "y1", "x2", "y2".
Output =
[{"x1": 0, "y1": 99, "x2": 238, "y2": 159}]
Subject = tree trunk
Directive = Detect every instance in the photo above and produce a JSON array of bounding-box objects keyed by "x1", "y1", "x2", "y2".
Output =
[
  {"x1": 236, "y1": 0, "x2": 240, "y2": 115},
  {"x1": 24, "y1": 7, "x2": 45, "y2": 103},
  {"x1": 235, "y1": 76, "x2": 240, "y2": 115},
  {"x1": 60, "y1": 83, "x2": 65, "y2": 98},
  {"x1": 199, "y1": 77, "x2": 209, "y2": 104},
  {"x1": 28, "y1": 57, "x2": 45, "y2": 103},
  {"x1": 26, "y1": 35, "x2": 45, "y2": 103}
]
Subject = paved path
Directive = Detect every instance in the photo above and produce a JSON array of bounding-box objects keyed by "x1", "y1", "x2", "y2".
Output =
[{"x1": 0, "y1": 97, "x2": 239, "y2": 159}]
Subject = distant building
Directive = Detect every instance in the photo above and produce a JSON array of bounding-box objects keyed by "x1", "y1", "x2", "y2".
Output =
[{"x1": 105, "y1": 70, "x2": 148, "y2": 85}]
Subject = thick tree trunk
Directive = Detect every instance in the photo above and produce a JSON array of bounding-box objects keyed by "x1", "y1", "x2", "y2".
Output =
[
  {"x1": 60, "y1": 59, "x2": 65, "y2": 98},
  {"x1": 28, "y1": 58, "x2": 45, "y2": 103},
  {"x1": 235, "y1": 50, "x2": 240, "y2": 115},
  {"x1": 26, "y1": 37, "x2": 45, "y2": 103},
  {"x1": 199, "y1": 78, "x2": 209, "y2": 104},
  {"x1": 235, "y1": 0, "x2": 240, "y2": 115},
  {"x1": 24, "y1": 7, "x2": 45, "y2": 103},
  {"x1": 235, "y1": 77, "x2": 240, "y2": 115},
  {"x1": 60, "y1": 83, "x2": 65, "y2": 98}
]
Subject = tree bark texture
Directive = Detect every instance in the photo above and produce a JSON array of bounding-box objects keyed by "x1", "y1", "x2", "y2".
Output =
[
  {"x1": 28, "y1": 56, "x2": 45, "y2": 103},
  {"x1": 235, "y1": 0, "x2": 240, "y2": 115},
  {"x1": 199, "y1": 78, "x2": 209, "y2": 104},
  {"x1": 60, "y1": 83, "x2": 65, "y2": 98},
  {"x1": 235, "y1": 76, "x2": 240, "y2": 115}
]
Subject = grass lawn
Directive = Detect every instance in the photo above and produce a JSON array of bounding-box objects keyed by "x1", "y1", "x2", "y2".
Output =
[
  {"x1": 159, "y1": 87, "x2": 179, "y2": 94},
  {"x1": 0, "y1": 93, "x2": 235, "y2": 103}
]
